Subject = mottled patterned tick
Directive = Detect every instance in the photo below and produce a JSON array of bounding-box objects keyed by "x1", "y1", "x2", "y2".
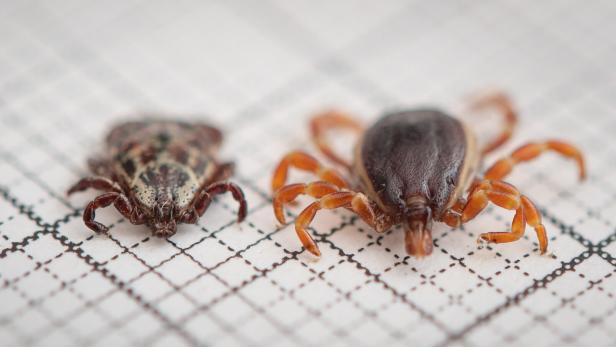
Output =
[{"x1": 68, "y1": 119, "x2": 247, "y2": 237}]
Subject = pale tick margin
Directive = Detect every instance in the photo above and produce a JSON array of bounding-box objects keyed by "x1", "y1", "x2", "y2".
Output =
[
  {"x1": 68, "y1": 119, "x2": 247, "y2": 238},
  {"x1": 271, "y1": 93, "x2": 586, "y2": 258}
]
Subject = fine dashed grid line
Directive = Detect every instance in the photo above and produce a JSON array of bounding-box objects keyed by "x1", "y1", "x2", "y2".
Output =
[{"x1": 1, "y1": 1, "x2": 616, "y2": 347}]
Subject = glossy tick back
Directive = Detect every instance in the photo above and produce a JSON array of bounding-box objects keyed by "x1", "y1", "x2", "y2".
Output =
[{"x1": 271, "y1": 93, "x2": 586, "y2": 258}]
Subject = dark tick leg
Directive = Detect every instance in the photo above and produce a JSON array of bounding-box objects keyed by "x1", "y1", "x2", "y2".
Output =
[
  {"x1": 271, "y1": 151, "x2": 349, "y2": 193},
  {"x1": 129, "y1": 207, "x2": 148, "y2": 225},
  {"x1": 469, "y1": 92, "x2": 518, "y2": 155},
  {"x1": 67, "y1": 176, "x2": 122, "y2": 195},
  {"x1": 202, "y1": 182, "x2": 248, "y2": 223},
  {"x1": 194, "y1": 190, "x2": 213, "y2": 217},
  {"x1": 295, "y1": 191, "x2": 376, "y2": 257},
  {"x1": 310, "y1": 110, "x2": 363, "y2": 170},
  {"x1": 442, "y1": 179, "x2": 548, "y2": 254},
  {"x1": 83, "y1": 192, "x2": 132, "y2": 234},
  {"x1": 189, "y1": 162, "x2": 235, "y2": 220},
  {"x1": 180, "y1": 208, "x2": 200, "y2": 224},
  {"x1": 484, "y1": 140, "x2": 586, "y2": 182}
]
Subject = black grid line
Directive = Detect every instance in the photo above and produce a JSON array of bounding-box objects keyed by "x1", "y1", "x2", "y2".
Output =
[{"x1": 1, "y1": 1, "x2": 615, "y2": 347}]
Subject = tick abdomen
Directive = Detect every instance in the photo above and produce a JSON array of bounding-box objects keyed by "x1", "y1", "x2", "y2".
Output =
[{"x1": 356, "y1": 109, "x2": 470, "y2": 217}]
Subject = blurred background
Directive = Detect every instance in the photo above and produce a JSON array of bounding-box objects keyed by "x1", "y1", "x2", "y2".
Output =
[{"x1": 1, "y1": 1, "x2": 615, "y2": 347}]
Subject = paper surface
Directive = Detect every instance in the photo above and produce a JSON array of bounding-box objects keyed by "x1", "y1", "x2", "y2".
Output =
[{"x1": 1, "y1": 1, "x2": 615, "y2": 347}]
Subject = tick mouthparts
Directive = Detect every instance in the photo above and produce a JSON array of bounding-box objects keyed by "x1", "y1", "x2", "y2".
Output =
[
  {"x1": 153, "y1": 227, "x2": 177, "y2": 238},
  {"x1": 404, "y1": 209, "x2": 434, "y2": 258},
  {"x1": 405, "y1": 227, "x2": 434, "y2": 258},
  {"x1": 404, "y1": 206, "x2": 433, "y2": 258}
]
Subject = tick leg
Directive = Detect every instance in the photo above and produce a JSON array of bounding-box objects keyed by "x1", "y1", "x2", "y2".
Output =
[
  {"x1": 461, "y1": 180, "x2": 521, "y2": 222},
  {"x1": 442, "y1": 179, "x2": 548, "y2": 254},
  {"x1": 295, "y1": 191, "x2": 376, "y2": 257},
  {"x1": 271, "y1": 151, "x2": 349, "y2": 193},
  {"x1": 273, "y1": 181, "x2": 340, "y2": 224},
  {"x1": 310, "y1": 111, "x2": 363, "y2": 170},
  {"x1": 182, "y1": 163, "x2": 237, "y2": 224},
  {"x1": 68, "y1": 176, "x2": 122, "y2": 196},
  {"x1": 180, "y1": 209, "x2": 199, "y2": 224},
  {"x1": 441, "y1": 197, "x2": 467, "y2": 228},
  {"x1": 479, "y1": 207, "x2": 526, "y2": 245},
  {"x1": 468, "y1": 92, "x2": 518, "y2": 155},
  {"x1": 479, "y1": 197, "x2": 547, "y2": 253},
  {"x1": 83, "y1": 192, "x2": 131, "y2": 234},
  {"x1": 194, "y1": 190, "x2": 213, "y2": 217},
  {"x1": 204, "y1": 182, "x2": 248, "y2": 223},
  {"x1": 113, "y1": 194, "x2": 143, "y2": 226},
  {"x1": 484, "y1": 140, "x2": 586, "y2": 182},
  {"x1": 130, "y1": 208, "x2": 148, "y2": 225}
]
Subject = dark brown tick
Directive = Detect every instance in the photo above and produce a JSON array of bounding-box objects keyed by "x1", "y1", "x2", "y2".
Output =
[
  {"x1": 68, "y1": 119, "x2": 247, "y2": 237},
  {"x1": 272, "y1": 93, "x2": 586, "y2": 258}
]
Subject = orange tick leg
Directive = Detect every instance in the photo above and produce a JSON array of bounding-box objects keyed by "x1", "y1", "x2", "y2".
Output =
[
  {"x1": 443, "y1": 179, "x2": 548, "y2": 254},
  {"x1": 484, "y1": 140, "x2": 586, "y2": 182},
  {"x1": 520, "y1": 196, "x2": 548, "y2": 254},
  {"x1": 479, "y1": 207, "x2": 526, "y2": 245},
  {"x1": 273, "y1": 181, "x2": 339, "y2": 224},
  {"x1": 461, "y1": 180, "x2": 521, "y2": 222},
  {"x1": 271, "y1": 151, "x2": 349, "y2": 193},
  {"x1": 479, "y1": 196, "x2": 547, "y2": 254},
  {"x1": 294, "y1": 191, "x2": 376, "y2": 257},
  {"x1": 310, "y1": 110, "x2": 363, "y2": 170},
  {"x1": 468, "y1": 92, "x2": 518, "y2": 155}
]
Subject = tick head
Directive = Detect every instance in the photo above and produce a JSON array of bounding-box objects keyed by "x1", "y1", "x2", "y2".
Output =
[{"x1": 151, "y1": 202, "x2": 177, "y2": 238}]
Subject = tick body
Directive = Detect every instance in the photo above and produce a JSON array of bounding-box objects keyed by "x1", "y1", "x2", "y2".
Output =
[
  {"x1": 272, "y1": 94, "x2": 586, "y2": 258},
  {"x1": 69, "y1": 119, "x2": 247, "y2": 237}
]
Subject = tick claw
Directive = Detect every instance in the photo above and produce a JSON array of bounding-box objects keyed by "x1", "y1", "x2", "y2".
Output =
[
  {"x1": 305, "y1": 248, "x2": 322, "y2": 261},
  {"x1": 89, "y1": 222, "x2": 110, "y2": 234}
]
